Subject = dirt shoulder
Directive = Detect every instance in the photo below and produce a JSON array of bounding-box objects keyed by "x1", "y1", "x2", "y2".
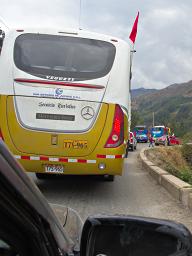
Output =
[{"x1": 145, "y1": 146, "x2": 192, "y2": 185}]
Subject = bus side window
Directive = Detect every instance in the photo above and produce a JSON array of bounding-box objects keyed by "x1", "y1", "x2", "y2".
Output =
[{"x1": 0, "y1": 29, "x2": 5, "y2": 55}]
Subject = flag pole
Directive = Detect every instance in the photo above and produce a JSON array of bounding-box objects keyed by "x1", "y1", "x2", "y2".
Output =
[{"x1": 129, "y1": 12, "x2": 139, "y2": 81}]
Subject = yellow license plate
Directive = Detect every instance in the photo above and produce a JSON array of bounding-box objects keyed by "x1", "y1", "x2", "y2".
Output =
[{"x1": 63, "y1": 140, "x2": 88, "y2": 149}]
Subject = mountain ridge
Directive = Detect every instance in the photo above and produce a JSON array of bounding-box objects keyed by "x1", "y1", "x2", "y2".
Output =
[
  {"x1": 131, "y1": 80, "x2": 192, "y2": 136},
  {"x1": 131, "y1": 87, "x2": 158, "y2": 98}
]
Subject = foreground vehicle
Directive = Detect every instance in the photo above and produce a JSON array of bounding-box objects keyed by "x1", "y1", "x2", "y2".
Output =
[
  {"x1": 129, "y1": 131, "x2": 137, "y2": 151},
  {"x1": 0, "y1": 140, "x2": 192, "y2": 256},
  {"x1": 0, "y1": 25, "x2": 132, "y2": 181}
]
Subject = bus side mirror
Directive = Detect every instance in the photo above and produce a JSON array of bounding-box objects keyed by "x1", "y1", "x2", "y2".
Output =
[
  {"x1": 80, "y1": 215, "x2": 192, "y2": 256},
  {"x1": 130, "y1": 71, "x2": 132, "y2": 80},
  {"x1": 0, "y1": 29, "x2": 5, "y2": 50}
]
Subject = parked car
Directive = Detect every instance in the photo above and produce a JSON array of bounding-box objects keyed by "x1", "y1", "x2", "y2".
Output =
[
  {"x1": 136, "y1": 133, "x2": 148, "y2": 143},
  {"x1": 169, "y1": 135, "x2": 181, "y2": 145},
  {"x1": 155, "y1": 135, "x2": 181, "y2": 146},
  {"x1": 129, "y1": 132, "x2": 137, "y2": 151},
  {"x1": 0, "y1": 140, "x2": 192, "y2": 256}
]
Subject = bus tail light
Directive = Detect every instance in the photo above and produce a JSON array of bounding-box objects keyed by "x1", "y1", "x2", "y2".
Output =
[
  {"x1": 105, "y1": 105, "x2": 124, "y2": 148},
  {"x1": 14, "y1": 78, "x2": 105, "y2": 90},
  {"x1": 0, "y1": 129, "x2": 4, "y2": 140}
]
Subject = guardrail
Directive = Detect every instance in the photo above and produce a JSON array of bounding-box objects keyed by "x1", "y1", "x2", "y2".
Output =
[{"x1": 139, "y1": 148, "x2": 192, "y2": 211}]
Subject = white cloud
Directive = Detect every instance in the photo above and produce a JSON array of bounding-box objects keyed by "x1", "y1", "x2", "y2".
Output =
[
  {"x1": 0, "y1": 0, "x2": 78, "y2": 28},
  {"x1": 133, "y1": 67, "x2": 167, "y2": 89}
]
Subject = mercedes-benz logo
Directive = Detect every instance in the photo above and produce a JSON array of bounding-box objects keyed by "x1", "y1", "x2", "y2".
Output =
[{"x1": 81, "y1": 106, "x2": 95, "y2": 120}]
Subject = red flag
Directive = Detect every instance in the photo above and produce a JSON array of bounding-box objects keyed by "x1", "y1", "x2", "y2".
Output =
[{"x1": 129, "y1": 12, "x2": 139, "y2": 43}]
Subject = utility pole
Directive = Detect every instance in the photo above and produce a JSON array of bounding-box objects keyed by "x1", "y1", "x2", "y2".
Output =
[{"x1": 152, "y1": 112, "x2": 155, "y2": 127}]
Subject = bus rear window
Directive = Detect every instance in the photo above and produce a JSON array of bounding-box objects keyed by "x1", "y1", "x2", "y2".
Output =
[{"x1": 14, "y1": 33, "x2": 116, "y2": 81}]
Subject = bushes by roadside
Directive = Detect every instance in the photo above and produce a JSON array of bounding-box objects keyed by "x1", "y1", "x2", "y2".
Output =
[
  {"x1": 182, "y1": 131, "x2": 192, "y2": 144},
  {"x1": 181, "y1": 143, "x2": 192, "y2": 166},
  {"x1": 146, "y1": 146, "x2": 192, "y2": 185}
]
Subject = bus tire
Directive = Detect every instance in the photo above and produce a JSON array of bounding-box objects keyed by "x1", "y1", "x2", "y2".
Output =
[
  {"x1": 125, "y1": 144, "x2": 129, "y2": 158},
  {"x1": 35, "y1": 173, "x2": 47, "y2": 179},
  {"x1": 103, "y1": 175, "x2": 114, "y2": 182}
]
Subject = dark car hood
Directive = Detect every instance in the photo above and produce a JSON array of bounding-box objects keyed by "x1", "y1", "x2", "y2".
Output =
[{"x1": 0, "y1": 140, "x2": 77, "y2": 254}]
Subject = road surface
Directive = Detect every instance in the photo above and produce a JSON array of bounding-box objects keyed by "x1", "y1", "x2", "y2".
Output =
[{"x1": 31, "y1": 144, "x2": 192, "y2": 230}]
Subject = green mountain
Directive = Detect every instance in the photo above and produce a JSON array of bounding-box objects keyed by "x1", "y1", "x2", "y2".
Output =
[
  {"x1": 131, "y1": 80, "x2": 192, "y2": 136},
  {"x1": 131, "y1": 88, "x2": 158, "y2": 98}
]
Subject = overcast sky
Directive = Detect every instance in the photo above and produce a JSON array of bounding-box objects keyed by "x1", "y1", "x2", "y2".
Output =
[{"x1": 1, "y1": 0, "x2": 192, "y2": 89}]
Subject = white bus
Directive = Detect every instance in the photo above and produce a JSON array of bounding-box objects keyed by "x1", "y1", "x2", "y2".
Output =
[{"x1": 0, "y1": 25, "x2": 132, "y2": 181}]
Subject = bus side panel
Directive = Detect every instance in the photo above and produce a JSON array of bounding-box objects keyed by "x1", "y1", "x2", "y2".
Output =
[{"x1": 0, "y1": 95, "x2": 14, "y2": 146}]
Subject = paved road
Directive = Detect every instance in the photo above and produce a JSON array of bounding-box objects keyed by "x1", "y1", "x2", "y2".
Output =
[{"x1": 31, "y1": 144, "x2": 192, "y2": 230}]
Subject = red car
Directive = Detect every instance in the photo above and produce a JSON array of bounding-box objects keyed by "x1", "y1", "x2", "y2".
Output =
[{"x1": 169, "y1": 136, "x2": 181, "y2": 145}]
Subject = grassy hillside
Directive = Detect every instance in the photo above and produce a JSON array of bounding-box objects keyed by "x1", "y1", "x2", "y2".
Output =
[
  {"x1": 131, "y1": 88, "x2": 158, "y2": 98},
  {"x1": 132, "y1": 80, "x2": 192, "y2": 136},
  {"x1": 146, "y1": 146, "x2": 192, "y2": 185}
]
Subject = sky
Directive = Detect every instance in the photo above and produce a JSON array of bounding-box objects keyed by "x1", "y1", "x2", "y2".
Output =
[{"x1": 0, "y1": 0, "x2": 192, "y2": 89}]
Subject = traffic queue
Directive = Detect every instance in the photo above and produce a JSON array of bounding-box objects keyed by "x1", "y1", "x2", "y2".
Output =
[{"x1": 133, "y1": 125, "x2": 181, "y2": 146}]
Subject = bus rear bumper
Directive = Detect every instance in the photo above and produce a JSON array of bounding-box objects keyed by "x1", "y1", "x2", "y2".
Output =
[{"x1": 15, "y1": 154, "x2": 125, "y2": 176}]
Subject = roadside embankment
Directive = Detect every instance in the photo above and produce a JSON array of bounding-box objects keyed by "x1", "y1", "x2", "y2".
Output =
[
  {"x1": 140, "y1": 147, "x2": 192, "y2": 211},
  {"x1": 146, "y1": 146, "x2": 192, "y2": 185}
]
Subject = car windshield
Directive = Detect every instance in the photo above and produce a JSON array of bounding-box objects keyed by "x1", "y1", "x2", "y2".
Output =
[{"x1": 152, "y1": 128, "x2": 163, "y2": 132}]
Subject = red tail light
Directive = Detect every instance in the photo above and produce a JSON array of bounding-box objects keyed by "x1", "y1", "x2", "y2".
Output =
[
  {"x1": 0, "y1": 129, "x2": 4, "y2": 140},
  {"x1": 105, "y1": 105, "x2": 124, "y2": 148},
  {"x1": 14, "y1": 78, "x2": 105, "y2": 90}
]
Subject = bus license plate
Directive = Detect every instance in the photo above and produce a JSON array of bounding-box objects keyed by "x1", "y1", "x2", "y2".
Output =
[
  {"x1": 45, "y1": 165, "x2": 64, "y2": 174},
  {"x1": 63, "y1": 140, "x2": 88, "y2": 149}
]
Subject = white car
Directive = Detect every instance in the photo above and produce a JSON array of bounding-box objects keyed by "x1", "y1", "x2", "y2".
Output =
[{"x1": 129, "y1": 132, "x2": 137, "y2": 151}]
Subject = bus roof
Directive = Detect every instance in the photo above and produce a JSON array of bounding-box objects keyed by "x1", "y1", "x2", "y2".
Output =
[
  {"x1": 135, "y1": 125, "x2": 147, "y2": 128},
  {"x1": 0, "y1": 25, "x2": 128, "y2": 46},
  {"x1": 153, "y1": 125, "x2": 165, "y2": 128}
]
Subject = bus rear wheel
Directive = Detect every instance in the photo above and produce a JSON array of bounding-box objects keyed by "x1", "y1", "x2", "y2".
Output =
[
  {"x1": 35, "y1": 173, "x2": 48, "y2": 179},
  {"x1": 125, "y1": 143, "x2": 129, "y2": 158},
  {"x1": 103, "y1": 175, "x2": 114, "y2": 182}
]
